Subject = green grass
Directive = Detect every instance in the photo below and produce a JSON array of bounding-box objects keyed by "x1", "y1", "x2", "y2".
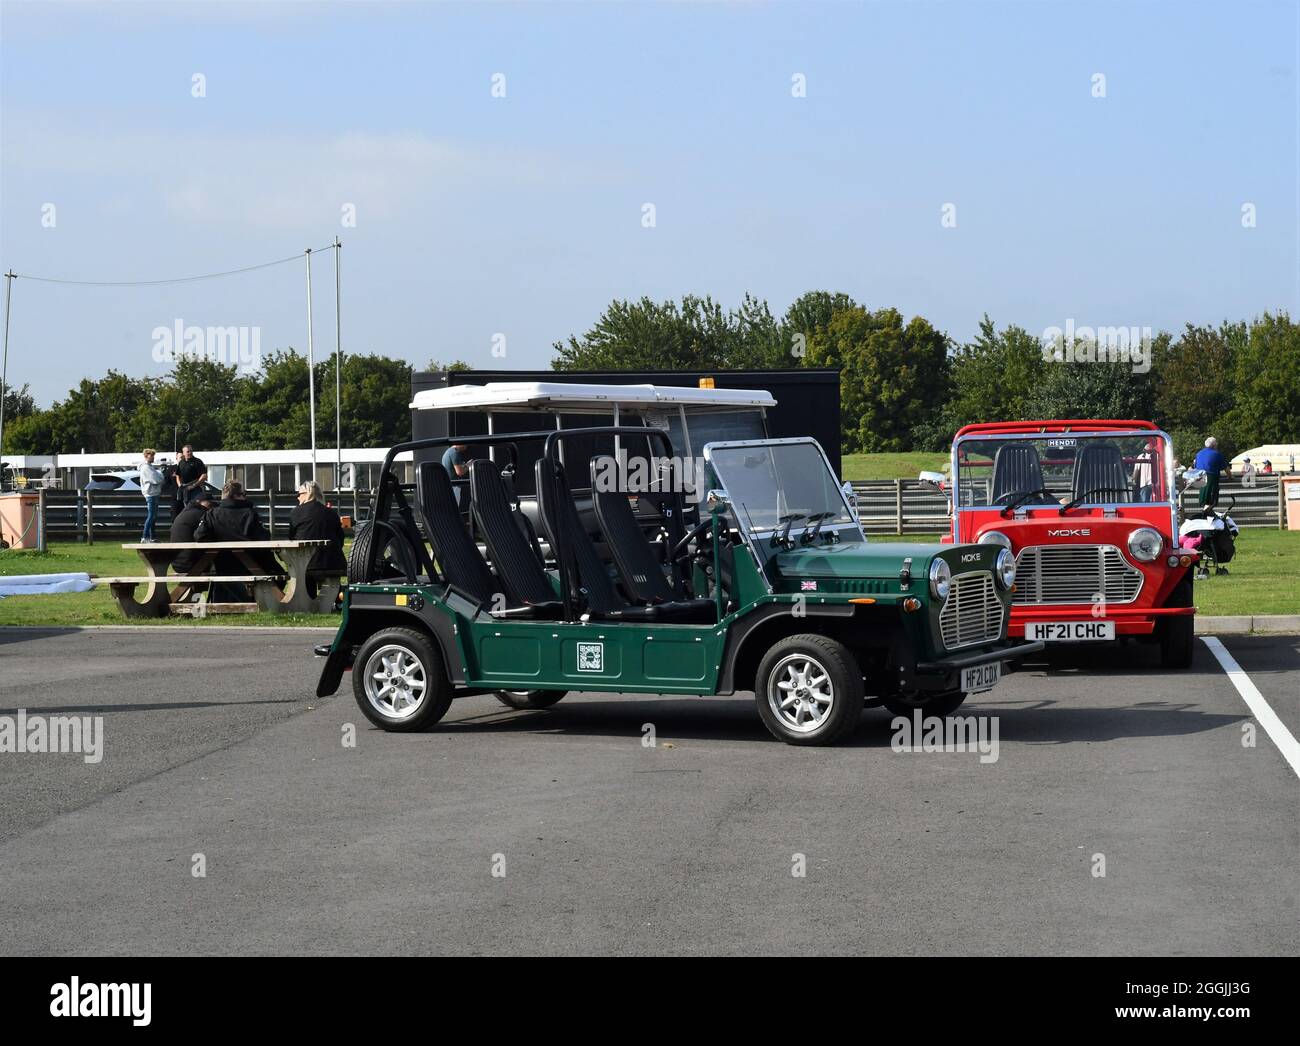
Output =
[
  {"x1": 841, "y1": 452, "x2": 948, "y2": 481},
  {"x1": 0, "y1": 542, "x2": 338, "y2": 628},
  {"x1": 3, "y1": 530, "x2": 1296, "y2": 627},
  {"x1": 1175, "y1": 528, "x2": 1300, "y2": 617}
]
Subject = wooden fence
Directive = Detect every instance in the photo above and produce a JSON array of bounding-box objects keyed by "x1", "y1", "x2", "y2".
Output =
[
  {"x1": 848, "y1": 476, "x2": 1286, "y2": 534},
  {"x1": 13, "y1": 475, "x2": 1291, "y2": 544}
]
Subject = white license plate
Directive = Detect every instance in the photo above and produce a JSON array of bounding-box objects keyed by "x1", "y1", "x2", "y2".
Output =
[
  {"x1": 1025, "y1": 620, "x2": 1117, "y2": 642},
  {"x1": 961, "y1": 662, "x2": 1001, "y2": 693}
]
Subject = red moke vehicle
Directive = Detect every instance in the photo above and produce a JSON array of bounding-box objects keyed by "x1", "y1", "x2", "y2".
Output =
[{"x1": 923, "y1": 421, "x2": 1198, "y2": 668}]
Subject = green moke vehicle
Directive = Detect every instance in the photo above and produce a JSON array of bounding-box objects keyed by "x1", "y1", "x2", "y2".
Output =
[{"x1": 316, "y1": 417, "x2": 1041, "y2": 746}]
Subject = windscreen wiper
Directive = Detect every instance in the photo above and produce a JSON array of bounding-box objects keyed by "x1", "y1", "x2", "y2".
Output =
[
  {"x1": 800, "y1": 511, "x2": 836, "y2": 545},
  {"x1": 1059, "y1": 486, "x2": 1130, "y2": 516},
  {"x1": 997, "y1": 488, "x2": 1055, "y2": 518},
  {"x1": 772, "y1": 513, "x2": 806, "y2": 549}
]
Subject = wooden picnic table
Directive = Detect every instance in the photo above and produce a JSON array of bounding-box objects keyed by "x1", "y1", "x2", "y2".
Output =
[{"x1": 104, "y1": 540, "x2": 342, "y2": 617}]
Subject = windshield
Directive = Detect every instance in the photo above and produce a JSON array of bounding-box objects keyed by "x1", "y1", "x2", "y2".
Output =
[
  {"x1": 707, "y1": 441, "x2": 858, "y2": 536},
  {"x1": 955, "y1": 433, "x2": 1171, "y2": 509}
]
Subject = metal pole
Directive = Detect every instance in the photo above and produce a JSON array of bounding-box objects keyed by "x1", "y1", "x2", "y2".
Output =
[
  {"x1": 334, "y1": 237, "x2": 342, "y2": 489},
  {"x1": 305, "y1": 249, "x2": 317, "y2": 474},
  {"x1": 0, "y1": 271, "x2": 14, "y2": 485}
]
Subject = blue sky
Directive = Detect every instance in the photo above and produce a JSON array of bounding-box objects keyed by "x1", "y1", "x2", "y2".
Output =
[{"x1": 1, "y1": 0, "x2": 1297, "y2": 406}]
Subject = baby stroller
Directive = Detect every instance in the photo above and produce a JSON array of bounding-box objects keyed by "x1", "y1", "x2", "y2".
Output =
[{"x1": 1178, "y1": 497, "x2": 1239, "y2": 578}]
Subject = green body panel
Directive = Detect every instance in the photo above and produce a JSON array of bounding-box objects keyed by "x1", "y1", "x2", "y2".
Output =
[{"x1": 333, "y1": 538, "x2": 1011, "y2": 693}]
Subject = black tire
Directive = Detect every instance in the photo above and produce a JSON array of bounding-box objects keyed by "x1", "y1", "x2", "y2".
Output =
[
  {"x1": 348, "y1": 520, "x2": 377, "y2": 584},
  {"x1": 1160, "y1": 615, "x2": 1195, "y2": 668},
  {"x1": 493, "y1": 689, "x2": 569, "y2": 710},
  {"x1": 348, "y1": 519, "x2": 417, "y2": 584},
  {"x1": 352, "y1": 627, "x2": 452, "y2": 731},
  {"x1": 882, "y1": 689, "x2": 968, "y2": 718},
  {"x1": 1159, "y1": 574, "x2": 1195, "y2": 669},
  {"x1": 754, "y1": 634, "x2": 863, "y2": 745}
]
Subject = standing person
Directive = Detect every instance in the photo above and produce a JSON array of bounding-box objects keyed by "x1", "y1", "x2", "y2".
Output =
[
  {"x1": 441, "y1": 443, "x2": 471, "y2": 506},
  {"x1": 441, "y1": 443, "x2": 470, "y2": 479},
  {"x1": 289, "y1": 480, "x2": 347, "y2": 597},
  {"x1": 1193, "y1": 437, "x2": 1231, "y2": 508},
  {"x1": 1240, "y1": 457, "x2": 1256, "y2": 488},
  {"x1": 138, "y1": 448, "x2": 164, "y2": 542},
  {"x1": 175, "y1": 444, "x2": 208, "y2": 506}
]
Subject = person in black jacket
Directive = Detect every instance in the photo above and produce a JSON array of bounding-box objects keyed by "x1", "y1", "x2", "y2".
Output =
[
  {"x1": 196, "y1": 480, "x2": 280, "y2": 575},
  {"x1": 289, "y1": 480, "x2": 347, "y2": 596},
  {"x1": 169, "y1": 496, "x2": 216, "y2": 574}
]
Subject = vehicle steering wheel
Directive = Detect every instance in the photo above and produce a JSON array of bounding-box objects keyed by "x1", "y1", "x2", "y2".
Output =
[{"x1": 670, "y1": 516, "x2": 715, "y2": 564}]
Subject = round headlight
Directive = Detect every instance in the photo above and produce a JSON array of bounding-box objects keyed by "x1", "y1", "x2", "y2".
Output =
[
  {"x1": 995, "y1": 547, "x2": 1016, "y2": 589},
  {"x1": 928, "y1": 557, "x2": 951, "y2": 599},
  {"x1": 1127, "y1": 527, "x2": 1163, "y2": 563},
  {"x1": 980, "y1": 530, "x2": 1012, "y2": 551}
]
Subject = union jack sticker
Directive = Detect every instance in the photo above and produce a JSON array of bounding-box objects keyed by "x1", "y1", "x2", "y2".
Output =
[{"x1": 801, "y1": 580, "x2": 818, "y2": 591}]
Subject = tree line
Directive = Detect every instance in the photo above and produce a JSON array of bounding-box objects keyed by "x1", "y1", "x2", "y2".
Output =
[
  {"x1": 3, "y1": 291, "x2": 1296, "y2": 464},
  {"x1": 554, "y1": 292, "x2": 1299, "y2": 462}
]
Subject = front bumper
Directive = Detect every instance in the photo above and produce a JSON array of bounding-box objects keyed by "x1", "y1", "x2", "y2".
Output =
[
  {"x1": 1009, "y1": 605, "x2": 1195, "y2": 638},
  {"x1": 905, "y1": 638, "x2": 1044, "y2": 692}
]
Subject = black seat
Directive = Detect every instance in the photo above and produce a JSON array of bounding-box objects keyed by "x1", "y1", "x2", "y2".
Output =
[
  {"x1": 991, "y1": 444, "x2": 1052, "y2": 504},
  {"x1": 469, "y1": 458, "x2": 562, "y2": 611},
  {"x1": 536, "y1": 458, "x2": 712, "y2": 623},
  {"x1": 590, "y1": 456, "x2": 714, "y2": 616},
  {"x1": 1072, "y1": 443, "x2": 1131, "y2": 503},
  {"x1": 417, "y1": 461, "x2": 556, "y2": 618}
]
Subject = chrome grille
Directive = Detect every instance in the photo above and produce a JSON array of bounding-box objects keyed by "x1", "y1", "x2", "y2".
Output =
[
  {"x1": 939, "y1": 572, "x2": 1004, "y2": 650},
  {"x1": 1013, "y1": 544, "x2": 1143, "y2": 605}
]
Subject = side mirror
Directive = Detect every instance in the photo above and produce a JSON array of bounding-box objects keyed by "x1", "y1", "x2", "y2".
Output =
[
  {"x1": 840, "y1": 480, "x2": 858, "y2": 509},
  {"x1": 918, "y1": 470, "x2": 947, "y2": 493},
  {"x1": 705, "y1": 489, "x2": 730, "y2": 514}
]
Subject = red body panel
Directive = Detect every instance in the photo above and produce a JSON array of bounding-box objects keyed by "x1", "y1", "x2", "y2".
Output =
[{"x1": 945, "y1": 421, "x2": 1197, "y2": 641}]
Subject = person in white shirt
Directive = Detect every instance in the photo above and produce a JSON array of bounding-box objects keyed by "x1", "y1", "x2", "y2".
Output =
[
  {"x1": 1240, "y1": 457, "x2": 1256, "y2": 488},
  {"x1": 138, "y1": 448, "x2": 165, "y2": 542}
]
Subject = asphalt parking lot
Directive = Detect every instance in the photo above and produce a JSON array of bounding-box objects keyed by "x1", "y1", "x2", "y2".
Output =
[{"x1": 0, "y1": 626, "x2": 1295, "y2": 956}]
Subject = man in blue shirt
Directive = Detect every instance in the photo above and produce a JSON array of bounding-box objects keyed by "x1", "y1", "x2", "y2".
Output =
[
  {"x1": 441, "y1": 443, "x2": 470, "y2": 479},
  {"x1": 441, "y1": 443, "x2": 470, "y2": 506},
  {"x1": 1193, "y1": 437, "x2": 1230, "y2": 507}
]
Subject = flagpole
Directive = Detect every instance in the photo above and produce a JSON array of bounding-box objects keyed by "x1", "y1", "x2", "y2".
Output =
[
  {"x1": 334, "y1": 237, "x2": 342, "y2": 488},
  {"x1": 0, "y1": 272, "x2": 13, "y2": 481},
  {"x1": 305, "y1": 248, "x2": 317, "y2": 475}
]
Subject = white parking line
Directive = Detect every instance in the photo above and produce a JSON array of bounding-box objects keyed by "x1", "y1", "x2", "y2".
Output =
[{"x1": 1201, "y1": 636, "x2": 1300, "y2": 779}]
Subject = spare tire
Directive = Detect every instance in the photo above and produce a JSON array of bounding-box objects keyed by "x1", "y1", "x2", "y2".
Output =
[{"x1": 349, "y1": 519, "x2": 418, "y2": 584}]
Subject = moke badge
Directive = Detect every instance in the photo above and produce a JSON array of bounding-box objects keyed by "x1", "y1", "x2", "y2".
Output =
[
  {"x1": 960, "y1": 552, "x2": 981, "y2": 563},
  {"x1": 577, "y1": 642, "x2": 604, "y2": 673},
  {"x1": 1047, "y1": 528, "x2": 1091, "y2": 537}
]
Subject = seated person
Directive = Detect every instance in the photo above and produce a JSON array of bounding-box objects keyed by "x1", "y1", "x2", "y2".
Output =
[
  {"x1": 196, "y1": 480, "x2": 280, "y2": 577},
  {"x1": 289, "y1": 480, "x2": 347, "y2": 596}
]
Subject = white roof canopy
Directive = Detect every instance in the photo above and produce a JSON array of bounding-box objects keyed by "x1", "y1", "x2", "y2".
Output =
[{"x1": 409, "y1": 381, "x2": 776, "y2": 413}]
